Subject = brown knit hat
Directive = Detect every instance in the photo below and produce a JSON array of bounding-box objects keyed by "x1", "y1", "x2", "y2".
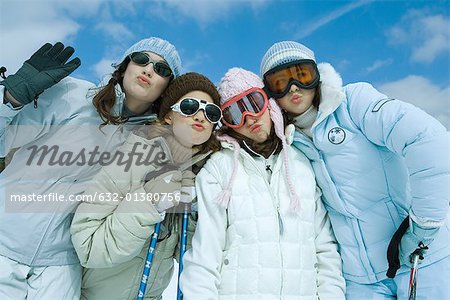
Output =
[{"x1": 159, "y1": 72, "x2": 220, "y2": 120}]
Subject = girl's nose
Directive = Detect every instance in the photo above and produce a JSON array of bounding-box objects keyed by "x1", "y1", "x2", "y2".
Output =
[
  {"x1": 193, "y1": 110, "x2": 206, "y2": 122},
  {"x1": 289, "y1": 83, "x2": 299, "y2": 93},
  {"x1": 245, "y1": 115, "x2": 258, "y2": 126},
  {"x1": 142, "y1": 63, "x2": 154, "y2": 77}
]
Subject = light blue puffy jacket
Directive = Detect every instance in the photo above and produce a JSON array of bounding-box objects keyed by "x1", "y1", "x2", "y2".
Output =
[
  {"x1": 0, "y1": 77, "x2": 156, "y2": 266},
  {"x1": 292, "y1": 63, "x2": 450, "y2": 284}
]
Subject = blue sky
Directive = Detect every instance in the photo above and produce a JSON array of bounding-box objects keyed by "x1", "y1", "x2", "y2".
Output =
[{"x1": 1, "y1": 0, "x2": 449, "y2": 128}]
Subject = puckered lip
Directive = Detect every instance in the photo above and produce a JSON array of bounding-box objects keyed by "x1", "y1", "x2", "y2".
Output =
[
  {"x1": 137, "y1": 75, "x2": 151, "y2": 85},
  {"x1": 291, "y1": 94, "x2": 301, "y2": 103},
  {"x1": 192, "y1": 123, "x2": 205, "y2": 131},
  {"x1": 250, "y1": 123, "x2": 262, "y2": 133}
]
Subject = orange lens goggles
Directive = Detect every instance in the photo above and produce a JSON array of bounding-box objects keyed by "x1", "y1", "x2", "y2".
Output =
[{"x1": 263, "y1": 59, "x2": 319, "y2": 98}]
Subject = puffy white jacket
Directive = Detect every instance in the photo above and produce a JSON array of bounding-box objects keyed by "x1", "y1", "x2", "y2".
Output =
[{"x1": 180, "y1": 125, "x2": 345, "y2": 300}]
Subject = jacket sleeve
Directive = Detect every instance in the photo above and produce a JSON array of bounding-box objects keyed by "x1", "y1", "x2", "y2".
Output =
[
  {"x1": 70, "y1": 135, "x2": 165, "y2": 268},
  {"x1": 0, "y1": 78, "x2": 94, "y2": 156},
  {"x1": 0, "y1": 86, "x2": 22, "y2": 130},
  {"x1": 179, "y1": 163, "x2": 228, "y2": 299},
  {"x1": 314, "y1": 187, "x2": 346, "y2": 299},
  {"x1": 346, "y1": 82, "x2": 449, "y2": 226},
  {"x1": 0, "y1": 85, "x2": 45, "y2": 156}
]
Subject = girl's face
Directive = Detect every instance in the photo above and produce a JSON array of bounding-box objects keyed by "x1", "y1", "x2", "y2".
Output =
[
  {"x1": 164, "y1": 90, "x2": 215, "y2": 147},
  {"x1": 276, "y1": 84, "x2": 315, "y2": 116},
  {"x1": 233, "y1": 108, "x2": 272, "y2": 144},
  {"x1": 122, "y1": 52, "x2": 171, "y2": 107}
]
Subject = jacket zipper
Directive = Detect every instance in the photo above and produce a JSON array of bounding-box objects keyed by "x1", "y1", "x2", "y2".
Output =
[
  {"x1": 30, "y1": 209, "x2": 58, "y2": 265},
  {"x1": 240, "y1": 150, "x2": 285, "y2": 297}
]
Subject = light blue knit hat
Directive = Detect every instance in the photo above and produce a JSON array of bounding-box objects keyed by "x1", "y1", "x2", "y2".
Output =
[
  {"x1": 113, "y1": 37, "x2": 182, "y2": 78},
  {"x1": 260, "y1": 41, "x2": 316, "y2": 77}
]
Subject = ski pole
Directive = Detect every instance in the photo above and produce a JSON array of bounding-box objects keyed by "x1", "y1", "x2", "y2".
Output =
[
  {"x1": 137, "y1": 222, "x2": 162, "y2": 300},
  {"x1": 176, "y1": 204, "x2": 189, "y2": 300},
  {"x1": 408, "y1": 242, "x2": 428, "y2": 300}
]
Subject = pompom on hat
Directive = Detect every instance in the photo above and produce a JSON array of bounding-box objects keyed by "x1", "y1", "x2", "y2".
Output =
[
  {"x1": 113, "y1": 37, "x2": 182, "y2": 78},
  {"x1": 216, "y1": 67, "x2": 301, "y2": 212},
  {"x1": 260, "y1": 40, "x2": 316, "y2": 77}
]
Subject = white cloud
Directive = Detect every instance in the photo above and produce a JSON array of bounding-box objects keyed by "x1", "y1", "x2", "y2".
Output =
[
  {"x1": 336, "y1": 59, "x2": 351, "y2": 71},
  {"x1": 0, "y1": 0, "x2": 106, "y2": 73},
  {"x1": 292, "y1": 0, "x2": 374, "y2": 40},
  {"x1": 378, "y1": 75, "x2": 450, "y2": 129},
  {"x1": 182, "y1": 52, "x2": 212, "y2": 73},
  {"x1": 94, "y1": 22, "x2": 134, "y2": 42},
  {"x1": 149, "y1": 0, "x2": 271, "y2": 26},
  {"x1": 91, "y1": 58, "x2": 115, "y2": 82},
  {"x1": 366, "y1": 58, "x2": 393, "y2": 73},
  {"x1": 386, "y1": 10, "x2": 450, "y2": 63}
]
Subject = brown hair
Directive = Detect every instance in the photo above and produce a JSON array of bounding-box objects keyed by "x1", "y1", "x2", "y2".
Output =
[
  {"x1": 312, "y1": 82, "x2": 322, "y2": 108},
  {"x1": 198, "y1": 132, "x2": 221, "y2": 155},
  {"x1": 220, "y1": 126, "x2": 281, "y2": 158}
]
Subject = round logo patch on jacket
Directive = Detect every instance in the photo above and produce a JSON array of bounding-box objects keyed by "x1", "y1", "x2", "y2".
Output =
[{"x1": 328, "y1": 127, "x2": 346, "y2": 144}]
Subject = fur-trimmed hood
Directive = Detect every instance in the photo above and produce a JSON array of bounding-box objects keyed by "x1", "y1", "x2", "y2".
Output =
[{"x1": 314, "y1": 63, "x2": 345, "y2": 127}]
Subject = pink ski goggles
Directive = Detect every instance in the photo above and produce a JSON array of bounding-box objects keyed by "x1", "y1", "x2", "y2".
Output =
[{"x1": 221, "y1": 87, "x2": 268, "y2": 128}]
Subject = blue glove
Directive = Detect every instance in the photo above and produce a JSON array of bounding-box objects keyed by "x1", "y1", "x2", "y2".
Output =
[{"x1": 399, "y1": 219, "x2": 440, "y2": 266}]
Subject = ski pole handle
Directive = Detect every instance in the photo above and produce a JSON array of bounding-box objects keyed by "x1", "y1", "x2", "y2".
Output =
[
  {"x1": 408, "y1": 242, "x2": 427, "y2": 300},
  {"x1": 137, "y1": 222, "x2": 162, "y2": 300}
]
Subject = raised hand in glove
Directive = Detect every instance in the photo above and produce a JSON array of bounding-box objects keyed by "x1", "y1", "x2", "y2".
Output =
[
  {"x1": 143, "y1": 170, "x2": 182, "y2": 213},
  {"x1": 1, "y1": 42, "x2": 81, "y2": 106},
  {"x1": 399, "y1": 218, "x2": 440, "y2": 266},
  {"x1": 180, "y1": 170, "x2": 196, "y2": 204}
]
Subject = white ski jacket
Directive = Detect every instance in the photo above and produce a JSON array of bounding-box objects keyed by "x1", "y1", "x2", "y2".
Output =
[{"x1": 180, "y1": 125, "x2": 345, "y2": 299}]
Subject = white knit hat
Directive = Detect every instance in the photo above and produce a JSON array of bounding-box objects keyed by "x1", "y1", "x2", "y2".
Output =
[
  {"x1": 260, "y1": 41, "x2": 316, "y2": 77},
  {"x1": 113, "y1": 37, "x2": 182, "y2": 78}
]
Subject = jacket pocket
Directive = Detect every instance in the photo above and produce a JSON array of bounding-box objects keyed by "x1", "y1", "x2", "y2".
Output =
[
  {"x1": 385, "y1": 199, "x2": 406, "y2": 229},
  {"x1": 219, "y1": 245, "x2": 239, "y2": 295},
  {"x1": 81, "y1": 256, "x2": 144, "y2": 300}
]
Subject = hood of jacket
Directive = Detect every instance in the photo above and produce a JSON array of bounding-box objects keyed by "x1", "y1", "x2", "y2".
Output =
[{"x1": 314, "y1": 62, "x2": 345, "y2": 127}]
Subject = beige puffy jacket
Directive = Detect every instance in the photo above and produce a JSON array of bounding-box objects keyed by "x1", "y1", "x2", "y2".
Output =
[{"x1": 71, "y1": 130, "x2": 210, "y2": 300}]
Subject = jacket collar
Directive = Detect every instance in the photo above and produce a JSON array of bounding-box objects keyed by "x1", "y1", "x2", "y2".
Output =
[
  {"x1": 90, "y1": 76, "x2": 157, "y2": 125},
  {"x1": 220, "y1": 124, "x2": 296, "y2": 151}
]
